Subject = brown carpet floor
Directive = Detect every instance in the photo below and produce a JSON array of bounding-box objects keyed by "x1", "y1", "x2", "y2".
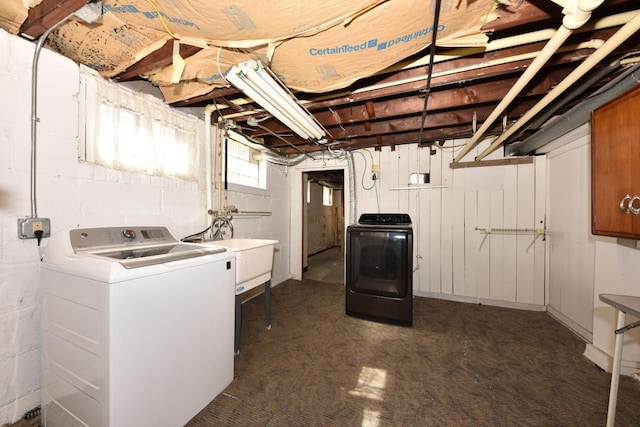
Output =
[{"x1": 186, "y1": 279, "x2": 640, "y2": 426}]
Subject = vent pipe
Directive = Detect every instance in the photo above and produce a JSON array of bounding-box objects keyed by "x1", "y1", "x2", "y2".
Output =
[
  {"x1": 507, "y1": 62, "x2": 640, "y2": 156},
  {"x1": 477, "y1": 10, "x2": 640, "y2": 160},
  {"x1": 453, "y1": 0, "x2": 604, "y2": 162}
]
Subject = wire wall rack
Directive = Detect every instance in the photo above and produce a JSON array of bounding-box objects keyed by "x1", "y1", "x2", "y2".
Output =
[{"x1": 474, "y1": 227, "x2": 547, "y2": 236}]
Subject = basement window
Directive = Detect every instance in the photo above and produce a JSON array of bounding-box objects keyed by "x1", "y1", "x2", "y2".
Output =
[
  {"x1": 78, "y1": 67, "x2": 199, "y2": 180},
  {"x1": 323, "y1": 186, "x2": 333, "y2": 206},
  {"x1": 223, "y1": 130, "x2": 267, "y2": 190}
]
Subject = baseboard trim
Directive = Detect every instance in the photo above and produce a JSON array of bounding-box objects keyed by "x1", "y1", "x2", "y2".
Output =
[
  {"x1": 584, "y1": 344, "x2": 612, "y2": 372},
  {"x1": 413, "y1": 291, "x2": 546, "y2": 312},
  {"x1": 546, "y1": 306, "x2": 593, "y2": 342},
  {"x1": 584, "y1": 343, "x2": 640, "y2": 377}
]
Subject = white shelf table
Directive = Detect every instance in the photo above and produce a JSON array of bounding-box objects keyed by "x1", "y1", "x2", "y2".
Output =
[{"x1": 599, "y1": 293, "x2": 640, "y2": 427}]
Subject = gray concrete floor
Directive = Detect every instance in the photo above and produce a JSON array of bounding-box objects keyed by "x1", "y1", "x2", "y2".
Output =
[{"x1": 303, "y1": 246, "x2": 344, "y2": 283}]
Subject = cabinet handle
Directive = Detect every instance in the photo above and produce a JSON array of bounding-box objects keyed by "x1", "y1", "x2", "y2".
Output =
[
  {"x1": 630, "y1": 195, "x2": 640, "y2": 215},
  {"x1": 620, "y1": 194, "x2": 632, "y2": 213}
]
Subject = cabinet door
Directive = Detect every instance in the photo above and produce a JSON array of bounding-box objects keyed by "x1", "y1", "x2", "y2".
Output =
[{"x1": 591, "y1": 85, "x2": 640, "y2": 239}]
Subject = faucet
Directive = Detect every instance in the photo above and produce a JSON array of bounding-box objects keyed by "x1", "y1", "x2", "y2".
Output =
[{"x1": 211, "y1": 215, "x2": 234, "y2": 240}]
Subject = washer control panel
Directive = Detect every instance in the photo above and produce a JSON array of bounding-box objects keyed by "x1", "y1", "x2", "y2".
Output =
[{"x1": 70, "y1": 226, "x2": 173, "y2": 251}]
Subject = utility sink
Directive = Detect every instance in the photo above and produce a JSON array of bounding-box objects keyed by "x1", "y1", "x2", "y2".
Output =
[
  {"x1": 203, "y1": 238, "x2": 278, "y2": 355},
  {"x1": 208, "y1": 238, "x2": 278, "y2": 294}
]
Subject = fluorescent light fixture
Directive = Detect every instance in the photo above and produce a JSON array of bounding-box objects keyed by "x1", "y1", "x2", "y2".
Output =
[{"x1": 225, "y1": 60, "x2": 325, "y2": 140}]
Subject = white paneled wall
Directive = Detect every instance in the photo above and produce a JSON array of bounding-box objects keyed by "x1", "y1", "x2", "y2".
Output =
[
  {"x1": 424, "y1": 145, "x2": 545, "y2": 308},
  {"x1": 290, "y1": 141, "x2": 546, "y2": 309},
  {"x1": 363, "y1": 142, "x2": 546, "y2": 308},
  {"x1": 545, "y1": 125, "x2": 640, "y2": 374},
  {"x1": 546, "y1": 127, "x2": 595, "y2": 339}
]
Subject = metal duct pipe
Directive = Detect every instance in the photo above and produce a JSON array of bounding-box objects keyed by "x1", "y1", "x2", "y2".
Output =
[
  {"x1": 346, "y1": 151, "x2": 357, "y2": 225},
  {"x1": 453, "y1": 0, "x2": 604, "y2": 162},
  {"x1": 477, "y1": 10, "x2": 640, "y2": 161},
  {"x1": 203, "y1": 105, "x2": 216, "y2": 217},
  {"x1": 253, "y1": 151, "x2": 307, "y2": 166},
  {"x1": 255, "y1": 149, "x2": 358, "y2": 224},
  {"x1": 507, "y1": 62, "x2": 640, "y2": 156}
]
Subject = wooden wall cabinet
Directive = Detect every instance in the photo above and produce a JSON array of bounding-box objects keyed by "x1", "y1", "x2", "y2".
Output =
[{"x1": 591, "y1": 85, "x2": 640, "y2": 239}]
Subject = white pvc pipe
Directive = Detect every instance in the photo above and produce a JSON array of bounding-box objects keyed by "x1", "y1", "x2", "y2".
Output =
[
  {"x1": 361, "y1": 10, "x2": 638, "y2": 84},
  {"x1": 204, "y1": 105, "x2": 217, "y2": 216},
  {"x1": 453, "y1": 26, "x2": 574, "y2": 162},
  {"x1": 351, "y1": 40, "x2": 603, "y2": 97},
  {"x1": 476, "y1": 10, "x2": 640, "y2": 161},
  {"x1": 217, "y1": 11, "x2": 636, "y2": 123},
  {"x1": 454, "y1": 0, "x2": 603, "y2": 162}
]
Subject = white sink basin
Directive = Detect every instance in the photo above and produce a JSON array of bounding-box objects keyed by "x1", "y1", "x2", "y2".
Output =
[{"x1": 205, "y1": 239, "x2": 278, "y2": 293}]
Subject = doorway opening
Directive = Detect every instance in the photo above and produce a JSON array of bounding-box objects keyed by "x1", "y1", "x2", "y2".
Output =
[{"x1": 302, "y1": 170, "x2": 345, "y2": 283}]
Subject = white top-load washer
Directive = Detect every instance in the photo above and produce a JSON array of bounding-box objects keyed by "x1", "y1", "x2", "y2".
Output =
[{"x1": 41, "y1": 226, "x2": 235, "y2": 427}]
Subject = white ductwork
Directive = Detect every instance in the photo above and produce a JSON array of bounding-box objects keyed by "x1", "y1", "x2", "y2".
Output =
[
  {"x1": 453, "y1": 0, "x2": 604, "y2": 162},
  {"x1": 256, "y1": 149, "x2": 358, "y2": 224},
  {"x1": 477, "y1": 10, "x2": 640, "y2": 161},
  {"x1": 346, "y1": 150, "x2": 357, "y2": 224},
  {"x1": 507, "y1": 62, "x2": 640, "y2": 156}
]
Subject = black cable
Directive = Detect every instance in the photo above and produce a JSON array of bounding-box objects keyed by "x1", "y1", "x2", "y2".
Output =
[
  {"x1": 352, "y1": 151, "x2": 375, "y2": 190},
  {"x1": 180, "y1": 225, "x2": 212, "y2": 242},
  {"x1": 416, "y1": 0, "x2": 443, "y2": 147},
  {"x1": 224, "y1": 135, "x2": 228, "y2": 191},
  {"x1": 35, "y1": 230, "x2": 43, "y2": 247}
]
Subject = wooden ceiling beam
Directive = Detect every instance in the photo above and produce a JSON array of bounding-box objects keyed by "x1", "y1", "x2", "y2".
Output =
[
  {"x1": 265, "y1": 98, "x2": 540, "y2": 151},
  {"x1": 168, "y1": 28, "x2": 603, "y2": 108},
  {"x1": 116, "y1": 40, "x2": 202, "y2": 82},
  {"x1": 20, "y1": 0, "x2": 89, "y2": 39},
  {"x1": 299, "y1": 38, "x2": 599, "y2": 110},
  {"x1": 250, "y1": 68, "x2": 571, "y2": 138}
]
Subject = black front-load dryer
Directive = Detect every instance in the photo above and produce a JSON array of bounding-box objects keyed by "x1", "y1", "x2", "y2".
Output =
[{"x1": 346, "y1": 213, "x2": 413, "y2": 326}]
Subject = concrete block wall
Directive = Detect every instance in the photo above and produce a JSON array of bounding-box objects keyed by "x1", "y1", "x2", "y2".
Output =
[
  {"x1": 0, "y1": 28, "x2": 291, "y2": 425},
  {"x1": 224, "y1": 162, "x2": 292, "y2": 286}
]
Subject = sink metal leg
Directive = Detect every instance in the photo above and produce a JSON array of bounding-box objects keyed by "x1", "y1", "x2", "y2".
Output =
[
  {"x1": 235, "y1": 280, "x2": 272, "y2": 356},
  {"x1": 234, "y1": 294, "x2": 241, "y2": 356},
  {"x1": 265, "y1": 280, "x2": 271, "y2": 330}
]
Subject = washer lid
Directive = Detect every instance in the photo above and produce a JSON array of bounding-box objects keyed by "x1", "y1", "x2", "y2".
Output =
[
  {"x1": 69, "y1": 226, "x2": 226, "y2": 268},
  {"x1": 97, "y1": 243, "x2": 227, "y2": 269}
]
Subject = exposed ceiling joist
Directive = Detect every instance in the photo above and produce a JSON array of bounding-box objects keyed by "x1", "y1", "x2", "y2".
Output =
[
  {"x1": 4, "y1": 0, "x2": 640, "y2": 158},
  {"x1": 20, "y1": 0, "x2": 89, "y2": 39}
]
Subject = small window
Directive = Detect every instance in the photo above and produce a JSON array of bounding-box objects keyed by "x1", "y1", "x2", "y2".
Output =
[
  {"x1": 224, "y1": 130, "x2": 267, "y2": 190},
  {"x1": 323, "y1": 186, "x2": 333, "y2": 206},
  {"x1": 79, "y1": 67, "x2": 199, "y2": 180}
]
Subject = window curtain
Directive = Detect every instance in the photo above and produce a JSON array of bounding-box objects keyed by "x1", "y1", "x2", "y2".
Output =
[{"x1": 79, "y1": 67, "x2": 199, "y2": 180}]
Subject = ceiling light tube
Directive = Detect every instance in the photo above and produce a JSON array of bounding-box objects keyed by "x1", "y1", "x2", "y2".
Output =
[
  {"x1": 225, "y1": 60, "x2": 325, "y2": 140},
  {"x1": 250, "y1": 65, "x2": 325, "y2": 139},
  {"x1": 225, "y1": 67, "x2": 312, "y2": 139}
]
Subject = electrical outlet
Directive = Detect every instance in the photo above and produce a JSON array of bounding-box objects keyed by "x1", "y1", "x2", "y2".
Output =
[
  {"x1": 32, "y1": 221, "x2": 43, "y2": 233},
  {"x1": 371, "y1": 164, "x2": 379, "y2": 181},
  {"x1": 17, "y1": 217, "x2": 51, "y2": 240}
]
